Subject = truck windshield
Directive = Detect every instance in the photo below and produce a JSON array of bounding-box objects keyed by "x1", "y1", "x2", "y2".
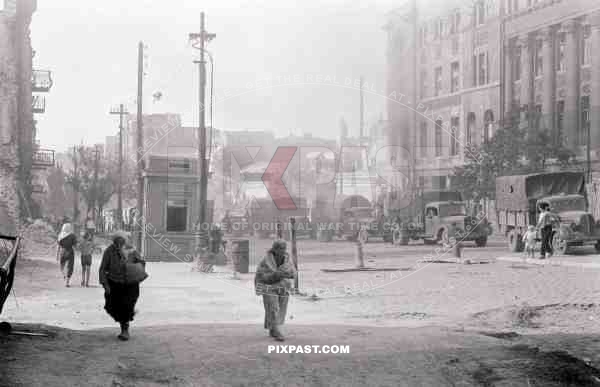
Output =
[
  {"x1": 547, "y1": 197, "x2": 586, "y2": 212},
  {"x1": 439, "y1": 204, "x2": 467, "y2": 217}
]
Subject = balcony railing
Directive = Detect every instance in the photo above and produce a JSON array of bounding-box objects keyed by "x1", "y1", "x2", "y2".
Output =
[
  {"x1": 32, "y1": 149, "x2": 55, "y2": 168},
  {"x1": 32, "y1": 69, "x2": 53, "y2": 93},
  {"x1": 32, "y1": 95, "x2": 45, "y2": 114}
]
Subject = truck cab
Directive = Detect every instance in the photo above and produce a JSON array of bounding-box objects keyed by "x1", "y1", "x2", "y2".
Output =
[
  {"x1": 422, "y1": 201, "x2": 490, "y2": 246},
  {"x1": 537, "y1": 194, "x2": 600, "y2": 254}
]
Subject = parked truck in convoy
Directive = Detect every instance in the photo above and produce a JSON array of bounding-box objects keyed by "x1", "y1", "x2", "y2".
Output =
[
  {"x1": 388, "y1": 190, "x2": 492, "y2": 246},
  {"x1": 496, "y1": 171, "x2": 600, "y2": 254}
]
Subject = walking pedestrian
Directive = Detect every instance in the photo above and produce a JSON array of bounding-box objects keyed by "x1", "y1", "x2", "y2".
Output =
[
  {"x1": 522, "y1": 225, "x2": 537, "y2": 258},
  {"x1": 537, "y1": 203, "x2": 555, "y2": 259},
  {"x1": 79, "y1": 231, "x2": 95, "y2": 287},
  {"x1": 57, "y1": 222, "x2": 77, "y2": 287},
  {"x1": 254, "y1": 240, "x2": 296, "y2": 341},
  {"x1": 99, "y1": 231, "x2": 147, "y2": 341}
]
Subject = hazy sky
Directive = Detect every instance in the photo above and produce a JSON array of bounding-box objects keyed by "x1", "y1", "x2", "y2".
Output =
[{"x1": 31, "y1": 0, "x2": 406, "y2": 152}]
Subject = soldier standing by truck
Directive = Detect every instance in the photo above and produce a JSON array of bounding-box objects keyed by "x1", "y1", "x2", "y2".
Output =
[{"x1": 537, "y1": 203, "x2": 559, "y2": 259}]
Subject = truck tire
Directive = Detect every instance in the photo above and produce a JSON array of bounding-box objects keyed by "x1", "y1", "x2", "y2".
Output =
[
  {"x1": 393, "y1": 229, "x2": 409, "y2": 246},
  {"x1": 508, "y1": 230, "x2": 524, "y2": 253},
  {"x1": 595, "y1": 241, "x2": 600, "y2": 253},
  {"x1": 552, "y1": 233, "x2": 569, "y2": 255},
  {"x1": 475, "y1": 237, "x2": 488, "y2": 247}
]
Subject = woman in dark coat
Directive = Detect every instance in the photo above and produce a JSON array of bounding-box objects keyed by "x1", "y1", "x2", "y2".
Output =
[
  {"x1": 99, "y1": 231, "x2": 145, "y2": 341},
  {"x1": 57, "y1": 223, "x2": 77, "y2": 287}
]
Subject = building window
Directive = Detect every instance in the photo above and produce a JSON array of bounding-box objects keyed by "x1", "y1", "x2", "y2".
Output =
[
  {"x1": 467, "y1": 113, "x2": 476, "y2": 146},
  {"x1": 420, "y1": 69, "x2": 428, "y2": 98},
  {"x1": 168, "y1": 158, "x2": 191, "y2": 172},
  {"x1": 451, "y1": 37, "x2": 459, "y2": 56},
  {"x1": 450, "y1": 9, "x2": 461, "y2": 34},
  {"x1": 166, "y1": 199, "x2": 188, "y2": 232},
  {"x1": 418, "y1": 176, "x2": 425, "y2": 188},
  {"x1": 476, "y1": 0, "x2": 486, "y2": 26},
  {"x1": 583, "y1": 24, "x2": 592, "y2": 66},
  {"x1": 478, "y1": 52, "x2": 488, "y2": 86},
  {"x1": 557, "y1": 31, "x2": 566, "y2": 72},
  {"x1": 556, "y1": 100, "x2": 565, "y2": 142},
  {"x1": 514, "y1": 44, "x2": 522, "y2": 81},
  {"x1": 420, "y1": 122, "x2": 428, "y2": 157},
  {"x1": 534, "y1": 38, "x2": 543, "y2": 76},
  {"x1": 435, "y1": 120, "x2": 443, "y2": 156},
  {"x1": 451, "y1": 61, "x2": 460, "y2": 93},
  {"x1": 450, "y1": 117, "x2": 459, "y2": 156},
  {"x1": 534, "y1": 104, "x2": 542, "y2": 129},
  {"x1": 434, "y1": 67, "x2": 443, "y2": 96},
  {"x1": 484, "y1": 110, "x2": 494, "y2": 143},
  {"x1": 580, "y1": 96, "x2": 590, "y2": 146}
]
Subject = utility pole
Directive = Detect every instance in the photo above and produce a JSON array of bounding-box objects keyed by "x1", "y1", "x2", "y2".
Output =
[
  {"x1": 359, "y1": 75, "x2": 364, "y2": 171},
  {"x1": 71, "y1": 145, "x2": 80, "y2": 228},
  {"x1": 136, "y1": 42, "x2": 145, "y2": 252},
  {"x1": 92, "y1": 145, "x2": 100, "y2": 226},
  {"x1": 110, "y1": 104, "x2": 129, "y2": 231},
  {"x1": 189, "y1": 12, "x2": 216, "y2": 260}
]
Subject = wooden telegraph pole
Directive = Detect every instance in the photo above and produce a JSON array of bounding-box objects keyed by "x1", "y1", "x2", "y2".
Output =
[
  {"x1": 189, "y1": 12, "x2": 216, "y2": 261},
  {"x1": 290, "y1": 217, "x2": 298, "y2": 292},
  {"x1": 110, "y1": 104, "x2": 129, "y2": 230},
  {"x1": 136, "y1": 42, "x2": 145, "y2": 252}
]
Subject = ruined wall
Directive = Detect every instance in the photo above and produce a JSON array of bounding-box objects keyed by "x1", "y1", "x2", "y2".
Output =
[{"x1": 0, "y1": 11, "x2": 22, "y2": 233}]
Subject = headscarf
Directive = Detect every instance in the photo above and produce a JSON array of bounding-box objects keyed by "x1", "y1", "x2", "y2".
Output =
[
  {"x1": 255, "y1": 240, "x2": 296, "y2": 295},
  {"x1": 112, "y1": 230, "x2": 130, "y2": 243},
  {"x1": 58, "y1": 223, "x2": 74, "y2": 242}
]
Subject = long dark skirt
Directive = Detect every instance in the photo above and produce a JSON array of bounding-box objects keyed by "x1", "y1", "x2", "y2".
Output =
[
  {"x1": 104, "y1": 279, "x2": 140, "y2": 323},
  {"x1": 59, "y1": 249, "x2": 75, "y2": 278}
]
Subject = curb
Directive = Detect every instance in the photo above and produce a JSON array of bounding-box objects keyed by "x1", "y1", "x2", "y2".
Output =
[{"x1": 496, "y1": 255, "x2": 600, "y2": 269}]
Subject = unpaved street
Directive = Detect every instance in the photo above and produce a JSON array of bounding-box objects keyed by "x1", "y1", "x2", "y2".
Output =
[{"x1": 2, "y1": 239, "x2": 600, "y2": 385}]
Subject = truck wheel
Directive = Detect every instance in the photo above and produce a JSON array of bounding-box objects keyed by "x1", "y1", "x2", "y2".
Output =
[
  {"x1": 439, "y1": 229, "x2": 450, "y2": 246},
  {"x1": 552, "y1": 233, "x2": 569, "y2": 255},
  {"x1": 508, "y1": 230, "x2": 524, "y2": 253},
  {"x1": 393, "y1": 229, "x2": 409, "y2": 246},
  {"x1": 475, "y1": 237, "x2": 488, "y2": 247},
  {"x1": 595, "y1": 241, "x2": 600, "y2": 253}
]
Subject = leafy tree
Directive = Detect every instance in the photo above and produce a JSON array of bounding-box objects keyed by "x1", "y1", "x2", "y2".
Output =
[{"x1": 453, "y1": 124, "x2": 576, "y2": 203}]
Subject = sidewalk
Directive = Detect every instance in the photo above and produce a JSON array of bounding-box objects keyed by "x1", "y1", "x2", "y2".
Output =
[{"x1": 496, "y1": 253, "x2": 600, "y2": 269}]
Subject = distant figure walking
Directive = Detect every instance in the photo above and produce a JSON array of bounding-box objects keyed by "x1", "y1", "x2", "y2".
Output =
[
  {"x1": 254, "y1": 240, "x2": 296, "y2": 341},
  {"x1": 79, "y1": 231, "x2": 95, "y2": 287},
  {"x1": 99, "y1": 231, "x2": 147, "y2": 341},
  {"x1": 57, "y1": 222, "x2": 77, "y2": 287}
]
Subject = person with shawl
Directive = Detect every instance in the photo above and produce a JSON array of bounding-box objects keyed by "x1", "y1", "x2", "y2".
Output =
[
  {"x1": 254, "y1": 240, "x2": 296, "y2": 341},
  {"x1": 57, "y1": 222, "x2": 77, "y2": 287},
  {"x1": 99, "y1": 231, "x2": 146, "y2": 341}
]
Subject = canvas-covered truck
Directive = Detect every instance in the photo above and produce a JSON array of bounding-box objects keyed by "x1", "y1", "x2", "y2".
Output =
[
  {"x1": 388, "y1": 190, "x2": 492, "y2": 246},
  {"x1": 496, "y1": 172, "x2": 600, "y2": 254}
]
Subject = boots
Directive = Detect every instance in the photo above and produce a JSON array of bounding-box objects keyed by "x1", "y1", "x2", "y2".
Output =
[
  {"x1": 269, "y1": 325, "x2": 285, "y2": 342},
  {"x1": 118, "y1": 322, "x2": 130, "y2": 341}
]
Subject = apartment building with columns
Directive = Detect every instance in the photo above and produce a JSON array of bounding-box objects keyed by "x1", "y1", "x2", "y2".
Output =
[{"x1": 385, "y1": 0, "x2": 600, "y2": 191}]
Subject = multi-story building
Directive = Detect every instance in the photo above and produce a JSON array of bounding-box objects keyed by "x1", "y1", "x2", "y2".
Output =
[
  {"x1": 384, "y1": 0, "x2": 600, "y2": 190},
  {"x1": 0, "y1": 0, "x2": 54, "y2": 225}
]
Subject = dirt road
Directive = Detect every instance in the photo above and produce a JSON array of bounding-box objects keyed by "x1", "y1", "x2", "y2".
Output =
[{"x1": 2, "y1": 323, "x2": 600, "y2": 387}]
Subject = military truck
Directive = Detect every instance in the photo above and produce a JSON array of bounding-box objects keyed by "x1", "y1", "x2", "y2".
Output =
[
  {"x1": 388, "y1": 190, "x2": 492, "y2": 246},
  {"x1": 496, "y1": 171, "x2": 600, "y2": 254}
]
